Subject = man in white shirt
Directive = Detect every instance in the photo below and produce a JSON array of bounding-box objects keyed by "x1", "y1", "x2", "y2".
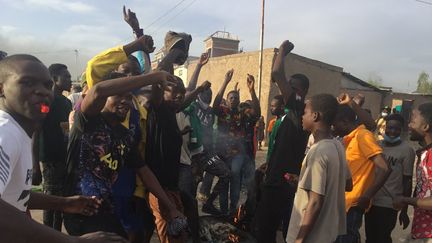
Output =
[{"x1": 0, "y1": 54, "x2": 127, "y2": 243}]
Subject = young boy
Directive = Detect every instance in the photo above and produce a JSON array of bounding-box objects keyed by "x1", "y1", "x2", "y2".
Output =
[
  {"x1": 63, "y1": 68, "x2": 185, "y2": 237},
  {"x1": 0, "y1": 54, "x2": 127, "y2": 243},
  {"x1": 393, "y1": 102, "x2": 432, "y2": 241},
  {"x1": 333, "y1": 105, "x2": 390, "y2": 243},
  {"x1": 286, "y1": 94, "x2": 349, "y2": 243},
  {"x1": 255, "y1": 40, "x2": 309, "y2": 243},
  {"x1": 38, "y1": 63, "x2": 72, "y2": 230},
  {"x1": 365, "y1": 114, "x2": 415, "y2": 243},
  {"x1": 212, "y1": 70, "x2": 261, "y2": 215}
]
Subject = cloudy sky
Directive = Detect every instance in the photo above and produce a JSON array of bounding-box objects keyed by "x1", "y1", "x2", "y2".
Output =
[{"x1": 1, "y1": 0, "x2": 431, "y2": 92}]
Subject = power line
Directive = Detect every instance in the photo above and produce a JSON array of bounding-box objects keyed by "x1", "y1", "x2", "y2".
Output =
[
  {"x1": 144, "y1": 0, "x2": 189, "y2": 31},
  {"x1": 150, "y1": 0, "x2": 199, "y2": 35}
]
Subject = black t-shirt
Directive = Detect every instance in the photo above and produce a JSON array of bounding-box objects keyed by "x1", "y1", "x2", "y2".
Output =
[
  {"x1": 40, "y1": 94, "x2": 72, "y2": 162},
  {"x1": 65, "y1": 111, "x2": 144, "y2": 213},
  {"x1": 145, "y1": 102, "x2": 182, "y2": 190},
  {"x1": 264, "y1": 107, "x2": 308, "y2": 187}
]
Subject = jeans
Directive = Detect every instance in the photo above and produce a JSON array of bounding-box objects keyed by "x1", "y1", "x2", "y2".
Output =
[
  {"x1": 335, "y1": 206, "x2": 365, "y2": 243},
  {"x1": 199, "y1": 173, "x2": 214, "y2": 197},
  {"x1": 220, "y1": 153, "x2": 255, "y2": 213},
  {"x1": 365, "y1": 205, "x2": 398, "y2": 243}
]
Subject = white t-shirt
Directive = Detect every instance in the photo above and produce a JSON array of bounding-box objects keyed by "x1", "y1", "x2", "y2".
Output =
[
  {"x1": 0, "y1": 110, "x2": 33, "y2": 212},
  {"x1": 287, "y1": 138, "x2": 348, "y2": 243}
]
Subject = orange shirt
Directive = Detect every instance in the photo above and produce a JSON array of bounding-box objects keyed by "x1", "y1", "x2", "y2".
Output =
[
  {"x1": 267, "y1": 117, "x2": 277, "y2": 133},
  {"x1": 344, "y1": 125, "x2": 383, "y2": 211}
]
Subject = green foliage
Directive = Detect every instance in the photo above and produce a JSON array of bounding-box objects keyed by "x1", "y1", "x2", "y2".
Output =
[{"x1": 416, "y1": 71, "x2": 432, "y2": 94}]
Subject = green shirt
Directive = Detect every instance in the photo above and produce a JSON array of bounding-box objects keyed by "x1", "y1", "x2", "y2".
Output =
[{"x1": 266, "y1": 117, "x2": 283, "y2": 161}]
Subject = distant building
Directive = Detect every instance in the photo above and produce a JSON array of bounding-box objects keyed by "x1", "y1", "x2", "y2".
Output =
[{"x1": 204, "y1": 31, "x2": 240, "y2": 57}]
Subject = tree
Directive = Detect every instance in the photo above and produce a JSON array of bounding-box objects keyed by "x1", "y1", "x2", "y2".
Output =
[
  {"x1": 416, "y1": 71, "x2": 431, "y2": 94},
  {"x1": 367, "y1": 73, "x2": 383, "y2": 88}
]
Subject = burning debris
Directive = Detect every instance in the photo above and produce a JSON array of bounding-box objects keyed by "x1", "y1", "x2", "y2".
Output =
[{"x1": 199, "y1": 216, "x2": 256, "y2": 243}]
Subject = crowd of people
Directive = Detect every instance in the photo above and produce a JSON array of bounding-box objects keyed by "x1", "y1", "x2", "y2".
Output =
[{"x1": 1, "y1": 6, "x2": 432, "y2": 243}]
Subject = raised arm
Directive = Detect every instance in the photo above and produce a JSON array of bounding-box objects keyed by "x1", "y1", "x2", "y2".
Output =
[
  {"x1": 246, "y1": 74, "x2": 261, "y2": 117},
  {"x1": 338, "y1": 93, "x2": 377, "y2": 131},
  {"x1": 187, "y1": 52, "x2": 209, "y2": 92},
  {"x1": 271, "y1": 40, "x2": 295, "y2": 104},
  {"x1": 123, "y1": 5, "x2": 153, "y2": 74},
  {"x1": 213, "y1": 69, "x2": 234, "y2": 109},
  {"x1": 81, "y1": 71, "x2": 176, "y2": 117},
  {"x1": 86, "y1": 35, "x2": 155, "y2": 88}
]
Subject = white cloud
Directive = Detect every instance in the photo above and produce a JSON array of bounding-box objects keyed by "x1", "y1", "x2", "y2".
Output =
[
  {"x1": 24, "y1": 0, "x2": 95, "y2": 13},
  {"x1": 0, "y1": 25, "x2": 17, "y2": 34}
]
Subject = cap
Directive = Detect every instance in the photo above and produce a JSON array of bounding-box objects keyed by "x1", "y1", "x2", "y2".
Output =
[{"x1": 163, "y1": 31, "x2": 192, "y2": 55}]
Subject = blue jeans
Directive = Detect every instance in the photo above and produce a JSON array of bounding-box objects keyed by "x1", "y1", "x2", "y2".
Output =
[
  {"x1": 220, "y1": 153, "x2": 255, "y2": 214},
  {"x1": 335, "y1": 206, "x2": 365, "y2": 243}
]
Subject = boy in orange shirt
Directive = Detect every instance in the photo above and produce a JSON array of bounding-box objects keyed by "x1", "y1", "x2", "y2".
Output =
[{"x1": 333, "y1": 104, "x2": 390, "y2": 243}]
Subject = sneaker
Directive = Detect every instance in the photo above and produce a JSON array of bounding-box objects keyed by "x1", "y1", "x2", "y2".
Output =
[{"x1": 202, "y1": 202, "x2": 223, "y2": 216}]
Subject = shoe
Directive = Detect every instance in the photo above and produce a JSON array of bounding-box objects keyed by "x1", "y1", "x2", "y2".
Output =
[{"x1": 202, "y1": 202, "x2": 223, "y2": 216}]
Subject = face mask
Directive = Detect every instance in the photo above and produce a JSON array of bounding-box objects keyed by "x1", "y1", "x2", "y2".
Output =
[
  {"x1": 197, "y1": 96, "x2": 210, "y2": 110},
  {"x1": 384, "y1": 134, "x2": 401, "y2": 144},
  {"x1": 381, "y1": 112, "x2": 388, "y2": 117}
]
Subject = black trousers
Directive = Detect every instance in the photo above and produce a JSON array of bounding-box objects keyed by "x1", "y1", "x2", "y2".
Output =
[
  {"x1": 365, "y1": 205, "x2": 398, "y2": 243},
  {"x1": 253, "y1": 183, "x2": 295, "y2": 243}
]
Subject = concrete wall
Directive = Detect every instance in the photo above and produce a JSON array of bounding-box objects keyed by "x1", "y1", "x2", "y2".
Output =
[
  {"x1": 339, "y1": 89, "x2": 384, "y2": 119},
  {"x1": 186, "y1": 48, "x2": 276, "y2": 126},
  {"x1": 185, "y1": 49, "x2": 349, "y2": 135},
  {"x1": 283, "y1": 53, "x2": 343, "y2": 98},
  {"x1": 382, "y1": 92, "x2": 432, "y2": 111}
]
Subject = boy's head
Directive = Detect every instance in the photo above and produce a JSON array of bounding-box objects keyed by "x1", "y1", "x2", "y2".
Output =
[
  {"x1": 198, "y1": 82, "x2": 212, "y2": 105},
  {"x1": 49, "y1": 63, "x2": 72, "y2": 92},
  {"x1": 289, "y1": 74, "x2": 309, "y2": 101},
  {"x1": 227, "y1": 90, "x2": 240, "y2": 110},
  {"x1": 302, "y1": 94, "x2": 338, "y2": 132},
  {"x1": 0, "y1": 54, "x2": 54, "y2": 122},
  {"x1": 409, "y1": 102, "x2": 432, "y2": 142},
  {"x1": 164, "y1": 76, "x2": 185, "y2": 110},
  {"x1": 116, "y1": 55, "x2": 141, "y2": 77},
  {"x1": 102, "y1": 72, "x2": 133, "y2": 122},
  {"x1": 384, "y1": 114, "x2": 404, "y2": 141},
  {"x1": 71, "y1": 84, "x2": 82, "y2": 94},
  {"x1": 270, "y1": 95, "x2": 284, "y2": 116},
  {"x1": 332, "y1": 104, "x2": 357, "y2": 137},
  {"x1": 164, "y1": 31, "x2": 192, "y2": 65}
]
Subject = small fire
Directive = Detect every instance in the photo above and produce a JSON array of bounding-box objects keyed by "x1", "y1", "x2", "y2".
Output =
[{"x1": 228, "y1": 233, "x2": 240, "y2": 243}]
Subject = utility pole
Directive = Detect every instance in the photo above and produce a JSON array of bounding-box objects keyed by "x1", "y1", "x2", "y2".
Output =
[
  {"x1": 258, "y1": 0, "x2": 265, "y2": 101},
  {"x1": 74, "y1": 49, "x2": 79, "y2": 80}
]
